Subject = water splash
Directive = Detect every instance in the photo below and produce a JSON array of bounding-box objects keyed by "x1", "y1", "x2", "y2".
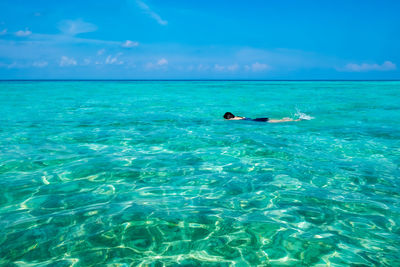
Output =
[{"x1": 295, "y1": 109, "x2": 315, "y2": 120}]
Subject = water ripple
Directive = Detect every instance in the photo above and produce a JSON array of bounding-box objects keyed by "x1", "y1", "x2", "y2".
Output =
[{"x1": 1, "y1": 81, "x2": 400, "y2": 265}]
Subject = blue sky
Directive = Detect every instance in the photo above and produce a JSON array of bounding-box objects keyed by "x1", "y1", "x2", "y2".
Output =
[{"x1": 0, "y1": 0, "x2": 399, "y2": 79}]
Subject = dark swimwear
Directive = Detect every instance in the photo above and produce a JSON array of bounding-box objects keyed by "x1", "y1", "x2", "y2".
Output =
[{"x1": 243, "y1": 117, "x2": 269, "y2": 122}]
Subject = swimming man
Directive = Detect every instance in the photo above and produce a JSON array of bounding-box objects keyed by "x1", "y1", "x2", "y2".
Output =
[{"x1": 223, "y1": 112, "x2": 301, "y2": 123}]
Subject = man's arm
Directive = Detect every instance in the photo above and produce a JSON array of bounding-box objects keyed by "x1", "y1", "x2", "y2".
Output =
[
  {"x1": 268, "y1": 118, "x2": 301, "y2": 123},
  {"x1": 228, "y1": 116, "x2": 245, "y2": 120}
]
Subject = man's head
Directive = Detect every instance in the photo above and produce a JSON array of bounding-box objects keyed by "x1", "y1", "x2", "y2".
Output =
[{"x1": 223, "y1": 112, "x2": 235, "y2": 119}]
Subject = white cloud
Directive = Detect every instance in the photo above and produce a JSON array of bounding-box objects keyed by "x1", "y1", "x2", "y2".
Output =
[
  {"x1": 7, "y1": 62, "x2": 19, "y2": 69},
  {"x1": 83, "y1": 58, "x2": 91, "y2": 65},
  {"x1": 197, "y1": 64, "x2": 210, "y2": 71},
  {"x1": 157, "y1": 58, "x2": 168, "y2": 65},
  {"x1": 245, "y1": 62, "x2": 270, "y2": 72},
  {"x1": 145, "y1": 58, "x2": 168, "y2": 69},
  {"x1": 58, "y1": 19, "x2": 97, "y2": 36},
  {"x1": 105, "y1": 53, "x2": 124, "y2": 65},
  {"x1": 122, "y1": 40, "x2": 139, "y2": 48},
  {"x1": 0, "y1": 29, "x2": 7, "y2": 35},
  {"x1": 106, "y1": 55, "x2": 117, "y2": 64},
  {"x1": 214, "y1": 63, "x2": 239, "y2": 72},
  {"x1": 97, "y1": 49, "x2": 106, "y2": 55},
  {"x1": 3, "y1": 30, "x2": 122, "y2": 49},
  {"x1": 339, "y1": 61, "x2": 396, "y2": 72},
  {"x1": 227, "y1": 63, "x2": 239, "y2": 71},
  {"x1": 5, "y1": 62, "x2": 31, "y2": 69},
  {"x1": 145, "y1": 62, "x2": 154, "y2": 69},
  {"x1": 237, "y1": 48, "x2": 323, "y2": 70},
  {"x1": 214, "y1": 64, "x2": 225, "y2": 71},
  {"x1": 15, "y1": 29, "x2": 32, "y2": 37},
  {"x1": 33, "y1": 61, "x2": 48, "y2": 68},
  {"x1": 60, "y1": 56, "x2": 77, "y2": 67},
  {"x1": 136, "y1": 0, "x2": 168, "y2": 25}
]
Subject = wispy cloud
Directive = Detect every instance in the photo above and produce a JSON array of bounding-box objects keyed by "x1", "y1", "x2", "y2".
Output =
[
  {"x1": 339, "y1": 61, "x2": 396, "y2": 72},
  {"x1": 157, "y1": 58, "x2": 168, "y2": 65},
  {"x1": 7, "y1": 62, "x2": 23, "y2": 69},
  {"x1": 122, "y1": 40, "x2": 139, "y2": 48},
  {"x1": 227, "y1": 63, "x2": 239, "y2": 71},
  {"x1": 214, "y1": 63, "x2": 239, "y2": 72},
  {"x1": 236, "y1": 48, "x2": 325, "y2": 69},
  {"x1": 22, "y1": 32, "x2": 121, "y2": 46},
  {"x1": 245, "y1": 62, "x2": 270, "y2": 72},
  {"x1": 0, "y1": 29, "x2": 7, "y2": 35},
  {"x1": 58, "y1": 19, "x2": 97, "y2": 36},
  {"x1": 197, "y1": 64, "x2": 210, "y2": 71},
  {"x1": 0, "y1": 61, "x2": 32, "y2": 69},
  {"x1": 145, "y1": 58, "x2": 168, "y2": 69},
  {"x1": 83, "y1": 58, "x2": 91, "y2": 65},
  {"x1": 97, "y1": 49, "x2": 106, "y2": 55},
  {"x1": 59, "y1": 56, "x2": 77, "y2": 67},
  {"x1": 105, "y1": 53, "x2": 124, "y2": 65},
  {"x1": 4, "y1": 62, "x2": 35, "y2": 69},
  {"x1": 0, "y1": 33, "x2": 123, "y2": 67},
  {"x1": 136, "y1": 0, "x2": 168, "y2": 25},
  {"x1": 15, "y1": 29, "x2": 32, "y2": 37},
  {"x1": 214, "y1": 64, "x2": 225, "y2": 71},
  {"x1": 32, "y1": 61, "x2": 48, "y2": 68}
]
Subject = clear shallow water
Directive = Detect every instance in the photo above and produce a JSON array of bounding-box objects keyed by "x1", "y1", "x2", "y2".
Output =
[{"x1": 0, "y1": 81, "x2": 399, "y2": 266}]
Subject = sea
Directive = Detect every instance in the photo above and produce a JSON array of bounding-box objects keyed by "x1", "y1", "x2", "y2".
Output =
[{"x1": 0, "y1": 81, "x2": 399, "y2": 266}]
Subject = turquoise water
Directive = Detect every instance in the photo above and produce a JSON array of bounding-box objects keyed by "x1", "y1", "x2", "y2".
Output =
[{"x1": 0, "y1": 81, "x2": 399, "y2": 266}]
